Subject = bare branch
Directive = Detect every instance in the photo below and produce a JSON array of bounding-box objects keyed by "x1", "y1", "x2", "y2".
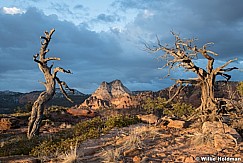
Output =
[
  {"x1": 205, "y1": 50, "x2": 218, "y2": 56},
  {"x1": 44, "y1": 49, "x2": 49, "y2": 54},
  {"x1": 217, "y1": 72, "x2": 232, "y2": 81},
  {"x1": 49, "y1": 28, "x2": 55, "y2": 37},
  {"x1": 44, "y1": 57, "x2": 61, "y2": 62},
  {"x1": 55, "y1": 77, "x2": 74, "y2": 103},
  {"x1": 214, "y1": 58, "x2": 238, "y2": 74},
  {"x1": 53, "y1": 67, "x2": 72, "y2": 77},
  {"x1": 33, "y1": 54, "x2": 42, "y2": 65},
  {"x1": 33, "y1": 53, "x2": 39, "y2": 58},
  {"x1": 202, "y1": 42, "x2": 215, "y2": 51},
  {"x1": 156, "y1": 35, "x2": 162, "y2": 46},
  {"x1": 49, "y1": 62, "x2": 54, "y2": 70},
  {"x1": 166, "y1": 78, "x2": 199, "y2": 104},
  {"x1": 221, "y1": 67, "x2": 238, "y2": 72},
  {"x1": 40, "y1": 36, "x2": 48, "y2": 42},
  {"x1": 166, "y1": 81, "x2": 184, "y2": 104}
]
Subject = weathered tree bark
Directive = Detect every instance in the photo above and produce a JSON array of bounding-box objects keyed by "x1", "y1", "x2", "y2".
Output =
[
  {"x1": 27, "y1": 29, "x2": 74, "y2": 139},
  {"x1": 146, "y1": 32, "x2": 238, "y2": 121}
]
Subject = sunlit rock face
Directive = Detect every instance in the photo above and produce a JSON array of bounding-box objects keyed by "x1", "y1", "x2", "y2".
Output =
[
  {"x1": 79, "y1": 80, "x2": 137, "y2": 109},
  {"x1": 92, "y1": 79, "x2": 131, "y2": 100}
]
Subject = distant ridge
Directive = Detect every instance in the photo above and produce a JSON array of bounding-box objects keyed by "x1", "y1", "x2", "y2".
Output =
[{"x1": 0, "y1": 89, "x2": 88, "y2": 114}]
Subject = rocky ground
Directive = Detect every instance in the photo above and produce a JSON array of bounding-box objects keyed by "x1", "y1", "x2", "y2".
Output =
[
  {"x1": 0, "y1": 109, "x2": 243, "y2": 163},
  {"x1": 60, "y1": 121, "x2": 243, "y2": 163}
]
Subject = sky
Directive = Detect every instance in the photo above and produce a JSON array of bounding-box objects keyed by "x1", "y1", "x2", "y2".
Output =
[{"x1": 0, "y1": 0, "x2": 242, "y2": 94}]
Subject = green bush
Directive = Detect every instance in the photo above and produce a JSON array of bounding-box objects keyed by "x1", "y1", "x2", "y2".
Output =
[
  {"x1": 143, "y1": 97, "x2": 167, "y2": 114},
  {"x1": 105, "y1": 114, "x2": 141, "y2": 130},
  {"x1": 0, "y1": 135, "x2": 44, "y2": 157},
  {"x1": 164, "y1": 102, "x2": 195, "y2": 118}
]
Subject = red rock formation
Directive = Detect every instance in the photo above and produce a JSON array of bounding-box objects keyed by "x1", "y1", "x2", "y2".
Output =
[{"x1": 79, "y1": 80, "x2": 138, "y2": 109}]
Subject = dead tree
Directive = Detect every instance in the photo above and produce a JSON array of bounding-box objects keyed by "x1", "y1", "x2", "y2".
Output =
[
  {"x1": 146, "y1": 32, "x2": 238, "y2": 121},
  {"x1": 27, "y1": 29, "x2": 74, "y2": 139}
]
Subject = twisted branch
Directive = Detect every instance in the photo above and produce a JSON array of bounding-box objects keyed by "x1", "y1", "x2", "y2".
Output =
[{"x1": 55, "y1": 77, "x2": 74, "y2": 103}]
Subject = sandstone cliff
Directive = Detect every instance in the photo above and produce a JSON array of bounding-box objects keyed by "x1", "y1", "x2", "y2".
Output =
[
  {"x1": 92, "y1": 80, "x2": 131, "y2": 100},
  {"x1": 79, "y1": 80, "x2": 138, "y2": 109}
]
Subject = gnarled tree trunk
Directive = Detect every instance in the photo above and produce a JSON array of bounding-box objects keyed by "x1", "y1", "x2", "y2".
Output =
[
  {"x1": 146, "y1": 32, "x2": 238, "y2": 122},
  {"x1": 199, "y1": 75, "x2": 217, "y2": 121},
  {"x1": 27, "y1": 29, "x2": 74, "y2": 139}
]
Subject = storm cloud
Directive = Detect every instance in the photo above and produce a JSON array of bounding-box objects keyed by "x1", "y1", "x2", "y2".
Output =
[{"x1": 0, "y1": 1, "x2": 242, "y2": 94}]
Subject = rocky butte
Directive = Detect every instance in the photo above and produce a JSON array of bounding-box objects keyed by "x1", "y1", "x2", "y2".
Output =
[{"x1": 79, "y1": 80, "x2": 139, "y2": 109}]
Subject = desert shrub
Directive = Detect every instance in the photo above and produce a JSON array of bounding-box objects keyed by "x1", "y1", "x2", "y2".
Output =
[
  {"x1": 74, "y1": 117, "x2": 104, "y2": 136},
  {"x1": 143, "y1": 97, "x2": 167, "y2": 115},
  {"x1": 0, "y1": 134, "x2": 44, "y2": 157},
  {"x1": 30, "y1": 114, "x2": 140, "y2": 158},
  {"x1": 104, "y1": 114, "x2": 141, "y2": 130},
  {"x1": 164, "y1": 102, "x2": 195, "y2": 118},
  {"x1": 0, "y1": 114, "x2": 140, "y2": 158},
  {"x1": 30, "y1": 117, "x2": 103, "y2": 157}
]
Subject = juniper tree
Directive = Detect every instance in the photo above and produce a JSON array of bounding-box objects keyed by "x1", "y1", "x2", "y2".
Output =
[
  {"x1": 27, "y1": 29, "x2": 74, "y2": 139},
  {"x1": 146, "y1": 32, "x2": 238, "y2": 121}
]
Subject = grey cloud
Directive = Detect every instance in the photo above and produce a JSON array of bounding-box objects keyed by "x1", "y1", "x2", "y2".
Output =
[
  {"x1": 113, "y1": 0, "x2": 243, "y2": 86},
  {"x1": 50, "y1": 2, "x2": 73, "y2": 15},
  {"x1": 112, "y1": 0, "x2": 162, "y2": 10},
  {"x1": 178, "y1": 0, "x2": 243, "y2": 24},
  {"x1": 95, "y1": 13, "x2": 120, "y2": 23},
  {"x1": 0, "y1": 7, "x2": 162, "y2": 93},
  {"x1": 1, "y1": 2, "x2": 242, "y2": 94},
  {"x1": 73, "y1": 5, "x2": 84, "y2": 10},
  {"x1": 121, "y1": 0, "x2": 243, "y2": 61}
]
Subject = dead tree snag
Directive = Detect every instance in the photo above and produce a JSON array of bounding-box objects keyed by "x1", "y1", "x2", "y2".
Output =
[
  {"x1": 146, "y1": 32, "x2": 238, "y2": 121},
  {"x1": 27, "y1": 29, "x2": 74, "y2": 139}
]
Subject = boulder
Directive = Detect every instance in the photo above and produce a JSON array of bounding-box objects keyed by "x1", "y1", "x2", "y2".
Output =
[
  {"x1": 159, "y1": 116, "x2": 186, "y2": 128},
  {"x1": 202, "y1": 121, "x2": 242, "y2": 142},
  {"x1": 137, "y1": 114, "x2": 159, "y2": 124},
  {"x1": 202, "y1": 121, "x2": 242, "y2": 151},
  {"x1": 0, "y1": 117, "x2": 20, "y2": 131},
  {"x1": 0, "y1": 155, "x2": 40, "y2": 163},
  {"x1": 167, "y1": 119, "x2": 186, "y2": 129},
  {"x1": 67, "y1": 108, "x2": 98, "y2": 117}
]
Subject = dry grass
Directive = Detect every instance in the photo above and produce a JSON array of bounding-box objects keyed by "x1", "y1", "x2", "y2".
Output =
[
  {"x1": 59, "y1": 141, "x2": 78, "y2": 163},
  {"x1": 101, "y1": 124, "x2": 161, "y2": 162},
  {"x1": 101, "y1": 147, "x2": 123, "y2": 163},
  {"x1": 190, "y1": 132, "x2": 214, "y2": 146}
]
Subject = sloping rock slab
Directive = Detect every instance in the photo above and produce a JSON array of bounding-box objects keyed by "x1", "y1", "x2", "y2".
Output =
[
  {"x1": 159, "y1": 116, "x2": 187, "y2": 129},
  {"x1": 167, "y1": 119, "x2": 186, "y2": 129},
  {"x1": 202, "y1": 121, "x2": 242, "y2": 142},
  {"x1": 137, "y1": 114, "x2": 159, "y2": 124},
  {"x1": 202, "y1": 121, "x2": 242, "y2": 151},
  {"x1": 0, "y1": 155, "x2": 41, "y2": 163}
]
